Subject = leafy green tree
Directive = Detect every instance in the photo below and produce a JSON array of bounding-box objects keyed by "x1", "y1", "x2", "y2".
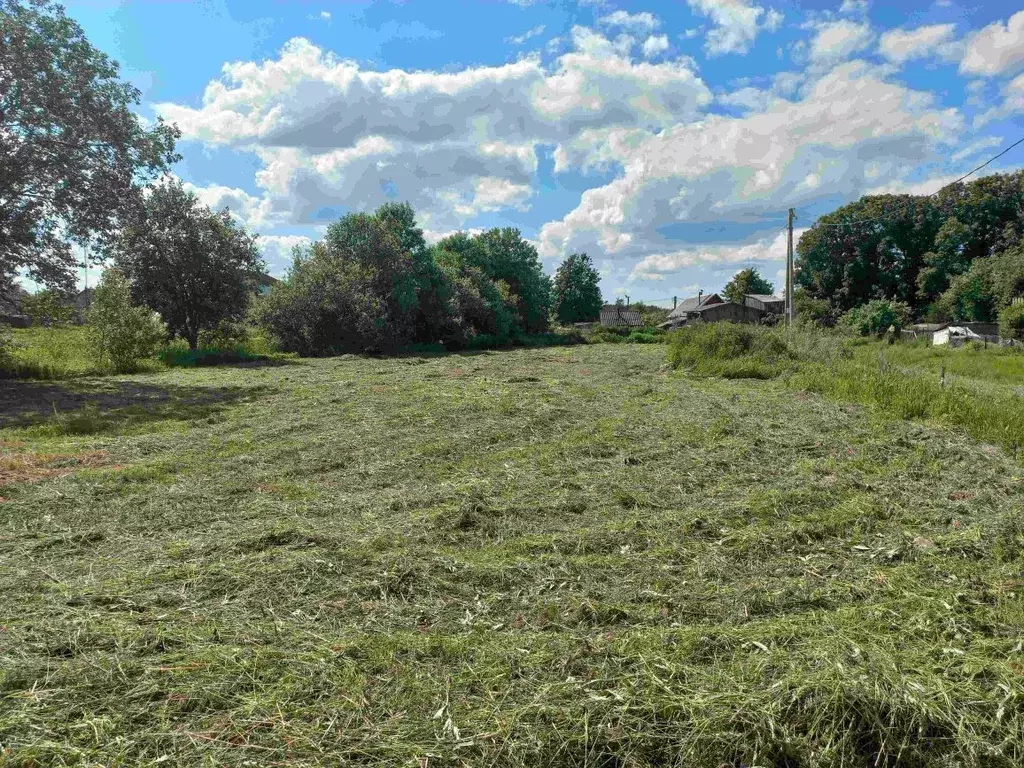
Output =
[
  {"x1": 796, "y1": 195, "x2": 941, "y2": 314},
  {"x1": 552, "y1": 253, "x2": 603, "y2": 324},
  {"x1": 431, "y1": 234, "x2": 516, "y2": 343},
  {"x1": 916, "y1": 218, "x2": 972, "y2": 302},
  {"x1": 374, "y1": 201, "x2": 428, "y2": 258},
  {"x1": 112, "y1": 181, "x2": 264, "y2": 349},
  {"x1": 87, "y1": 268, "x2": 165, "y2": 372},
  {"x1": 933, "y1": 172, "x2": 1024, "y2": 267},
  {"x1": 0, "y1": 0, "x2": 179, "y2": 292},
  {"x1": 22, "y1": 288, "x2": 74, "y2": 326},
  {"x1": 935, "y1": 244, "x2": 1024, "y2": 322},
  {"x1": 470, "y1": 228, "x2": 552, "y2": 333},
  {"x1": 723, "y1": 268, "x2": 774, "y2": 304},
  {"x1": 255, "y1": 209, "x2": 424, "y2": 355}
]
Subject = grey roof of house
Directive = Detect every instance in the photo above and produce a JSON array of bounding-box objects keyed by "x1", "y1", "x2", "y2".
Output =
[
  {"x1": 599, "y1": 306, "x2": 643, "y2": 326},
  {"x1": 668, "y1": 293, "x2": 720, "y2": 319},
  {"x1": 746, "y1": 294, "x2": 784, "y2": 303},
  {"x1": 694, "y1": 301, "x2": 730, "y2": 312}
]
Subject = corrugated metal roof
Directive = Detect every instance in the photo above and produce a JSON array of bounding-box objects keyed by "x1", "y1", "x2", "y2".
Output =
[
  {"x1": 599, "y1": 306, "x2": 644, "y2": 327},
  {"x1": 668, "y1": 293, "x2": 721, "y2": 319}
]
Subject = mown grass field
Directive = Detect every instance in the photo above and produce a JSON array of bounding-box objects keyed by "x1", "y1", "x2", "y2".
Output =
[{"x1": 2, "y1": 344, "x2": 1023, "y2": 767}]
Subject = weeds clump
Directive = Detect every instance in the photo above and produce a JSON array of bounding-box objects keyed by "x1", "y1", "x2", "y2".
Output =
[
  {"x1": 667, "y1": 322, "x2": 795, "y2": 378},
  {"x1": 589, "y1": 325, "x2": 666, "y2": 344},
  {"x1": 0, "y1": 326, "x2": 108, "y2": 379}
]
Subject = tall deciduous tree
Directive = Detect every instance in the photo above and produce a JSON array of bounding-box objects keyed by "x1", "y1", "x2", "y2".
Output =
[
  {"x1": 795, "y1": 195, "x2": 941, "y2": 314},
  {"x1": 0, "y1": 0, "x2": 179, "y2": 291},
  {"x1": 469, "y1": 228, "x2": 552, "y2": 334},
  {"x1": 795, "y1": 172, "x2": 1024, "y2": 317},
  {"x1": 552, "y1": 253, "x2": 602, "y2": 324},
  {"x1": 112, "y1": 181, "x2": 264, "y2": 349},
  {"x1": 722, "y1": 268, "x2": 774, "y2": 304}
]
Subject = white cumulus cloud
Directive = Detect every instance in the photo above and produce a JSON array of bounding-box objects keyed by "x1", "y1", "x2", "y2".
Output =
[
  {"x1": 878, "y1": 24, "x2": 959, "y2": 65},
  {"x1": 686, "y1": 0, "x2": 782, "y2": 56},
  {"x1": 540, "y1": 60, "x2": 963, "y2": 265},
  {"x1": 960, "y1": 10, "x2": 1024, "y2": 77},
  {"x1": 642, "y1": 35, "x2": 670, "y2": 59},
  {"x1": 598, "y1": 11, "x2": 660, "y2": 32},
  {"x1": 155, "y1": 32, "x2": 712, "y2": 232},
  {"x1": 808, "y1": 20, "x2": 874, "y2": 64}
]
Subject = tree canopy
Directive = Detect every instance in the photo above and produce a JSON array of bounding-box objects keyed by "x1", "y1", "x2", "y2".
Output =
[
  {"x1": 795, "y1": 171, "x2": 1024, "y2": 320},
  {"x1": 0, "y1": 0, "x2": 180, "y2": 291},
  {"x1": 723, "y1": 268, "x2": 774, "y2": 304},
  {"x1": 111, "y1": 181, "x2": 264, "y2": 349},
  {"x1": 552, "y1": 253, "x2": 603, "y2": 324},
  {"x1": 256, "y1": 205, "x2": 553, "y2": 355}
]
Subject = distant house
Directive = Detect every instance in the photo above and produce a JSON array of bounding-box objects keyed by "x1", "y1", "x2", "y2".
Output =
[
  {"x1": 256, "y1": 273, "x2": 279, "y2": 295},
  {"x1": 599, "y1": 304, "x2": 643, "y2": 327},
  {"x1": 901, "y1": 323, "x2": 946, "y2": 342},
  {"x1": 0, "y1": 284, "x2": 30, "y2": 328},
  {"x1": 660, "y1": 291, "x2": 783, "y2": 329},
  {"x1": 660, "y1": 292, "x2": 722, "y2": 329},
  {"x1": 742, "y1": 294, "x2": 785, "y2": 315}
]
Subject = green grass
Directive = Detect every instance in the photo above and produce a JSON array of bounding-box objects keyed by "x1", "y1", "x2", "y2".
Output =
[
  {"x1": 787, "y1": 336, "x2": 1024, "y2": 456},
  {"x1": 3, "y1": 327, "x2": 292, "y2": 379},
  {"x1": 3, "y1": 326, "x2": 107, "y2": 379},
  {"x1": 2, "y1": 345, "x2": 1024, "y2": 766}
]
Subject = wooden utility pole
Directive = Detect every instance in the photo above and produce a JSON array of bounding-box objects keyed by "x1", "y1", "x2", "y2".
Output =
[{"x1": 786, "y1": 208, "x2": 796, "y2": 324}]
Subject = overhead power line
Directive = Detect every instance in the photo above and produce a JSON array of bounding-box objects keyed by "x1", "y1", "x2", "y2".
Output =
[
  {"x1": 804, "y1": 135, "x2": 1024, "y2": 229},
  {"x1": 948, "y1": 135, "x2": 1024, "y2": 188}
]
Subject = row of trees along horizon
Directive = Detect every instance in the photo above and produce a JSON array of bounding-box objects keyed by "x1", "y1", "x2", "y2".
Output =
[{"x1": 4, "y1": 0, "x2": 1024, "y2": 360}]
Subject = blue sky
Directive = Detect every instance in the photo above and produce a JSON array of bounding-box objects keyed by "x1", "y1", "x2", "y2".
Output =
[{"x1": 58, "y1": 0, "x2": 1024, "y2": 306}]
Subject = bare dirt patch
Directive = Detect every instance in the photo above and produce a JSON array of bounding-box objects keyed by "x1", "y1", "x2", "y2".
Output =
[{"x1": 0, "y1": 449, "x2": 111, "y2": 488}]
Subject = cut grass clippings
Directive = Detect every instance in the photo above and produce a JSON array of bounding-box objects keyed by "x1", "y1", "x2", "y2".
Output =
[{"x1": 1, "y1": 344, "x2": 1023, "y2": 767}]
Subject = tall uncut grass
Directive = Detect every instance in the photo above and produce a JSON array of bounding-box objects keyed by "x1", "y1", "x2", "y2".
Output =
[{"x1": 668, "y1": 322, "x2": 1024, "y2": 456}]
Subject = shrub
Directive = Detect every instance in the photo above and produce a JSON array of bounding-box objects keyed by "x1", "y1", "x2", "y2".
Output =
[
  {"x1": 667, "y1": 323, "x2": 795, "y2": 379},
  {"x1": 588, "y1": 325, "x2": 665, "y2": 344},
  {"x1": 999, "y1": 302, "x2": 1024, "y2": 340},
  {"x1": 87, "y1": 268, "x2": 166, "y2": 372},
  {"x1": 626, "y1": 330, "x2": 663, "y2": 344},
  {"x1": 588, "y1": 325, "x2": 629, "y2": 344},
  {"x1": 253, "y1": 237, "x2": 404, "y2": 357},
  {"x1": 840, "y1": 299, "x2": 911, "y2": 338},
  {"x1": 793, "y1": 291, "x2": 834, "y2": 327}
]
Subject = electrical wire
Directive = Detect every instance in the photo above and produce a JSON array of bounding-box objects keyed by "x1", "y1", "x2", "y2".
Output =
[
  {"x1": 802, "y1": 135, "x2": 1024, "y2": 229},
  {"x1": 626, "y1": 138, "x2": 1024, "y2": 304}
]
